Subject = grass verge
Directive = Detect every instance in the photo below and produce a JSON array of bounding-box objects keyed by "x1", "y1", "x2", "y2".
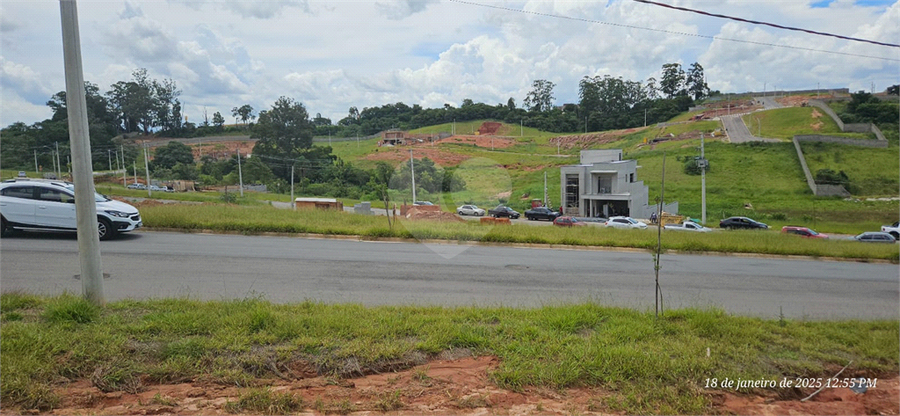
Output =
[
  {"x1": 1, "y1": 293, "x2": 896, "y2": 414},
  {"x1": 137, "y1": 203, "x2": 900, "y2": 261}
]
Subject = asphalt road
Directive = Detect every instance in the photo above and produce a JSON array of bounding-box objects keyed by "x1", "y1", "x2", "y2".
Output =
[{"x1": 1, "y1": 231, "x2": 897, "y2": 319}]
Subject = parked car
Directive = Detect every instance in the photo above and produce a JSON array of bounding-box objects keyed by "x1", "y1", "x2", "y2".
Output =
[
  {"x1": 853, "y1": 232, "x2": 896, "y2": 243},
  {"x1": 126, "y1": 183, "x2": 146, "y2": 190},
  {"x1": 149, "y1": 185, "x2": 163, "y2": 191},
  {"x1": 781, "y1": 226, "x2": 828, "y2": 239},
  {"x1": 524, "y1": 206, "x2": 560, "y2": 221},
  {"x1": 553, "y1": 216, "x2": 586, "y2": 227},
  {"x1": 605, "y1": 216, "x2": 648, "y2": 229},
  {"x1": 488, "y1": 205, "x2": 520, "y2": 219},
  {"x1": 0, "y1": 178, "x2": 142, "y2": 240},
  {"x1": 413, "y1": 201, "x2": 434, "y2": 206},
  {"x1": 664, "y1": 221, "x2": 712, "y2": 232},
  {"x1": 719, "y1": 216, "x2": 768, "y2": 230},
  {"x1": 456, "y1": 204, "x2": 485, "y2": 216},
  {"x1": 880, "y1": 221, "x2": 900, "y2": 240}
]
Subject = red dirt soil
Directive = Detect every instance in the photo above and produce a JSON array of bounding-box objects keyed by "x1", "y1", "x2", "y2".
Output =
[
  {"x1": 434, "y1": 134, "x2": 517, "y2": 149},
  {"x1": 364, "y1": 146, "x2": 471, "y2": 167},
  {"x1": 12, "y1": 356, "x2": 897, "y2": 416}
]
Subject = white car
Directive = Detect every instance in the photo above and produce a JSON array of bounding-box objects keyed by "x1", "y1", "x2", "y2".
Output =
[
  {"x1": 0, "y1": 179, "x2": 142, "y2": 240},
  {"x1": 456, "y1": 204, "x2": 485, "y2": 216},
  {"x1": 605, "y1": 216, "x2": 648, "y2": 229}
]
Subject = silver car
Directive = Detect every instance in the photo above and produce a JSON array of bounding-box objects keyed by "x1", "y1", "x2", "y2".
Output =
[
  {"x1": 456, "y1": 204, "x2": 485, "y2": 216},
  {"x1": 853, "y1": 232, "x2": 896, "y2": 243}
]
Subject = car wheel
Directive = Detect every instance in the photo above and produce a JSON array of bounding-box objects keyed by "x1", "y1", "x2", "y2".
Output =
[
  {"x1": 0, "y1": 216, "x2": 15, "y2": 238},
  {"x1": 458, "y1": 211, "x2": 464, "y2": 215},
  {"x1": 98, "y1": 217, "x2": 116, "y2": 241},
  {"x1": 890, "y1": 232, "x2": 899, "y2": 240}
]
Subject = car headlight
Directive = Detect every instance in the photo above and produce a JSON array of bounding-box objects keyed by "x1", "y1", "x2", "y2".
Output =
[{"x1": 105, "y1": 210, "x2": 132, "y2": 218}]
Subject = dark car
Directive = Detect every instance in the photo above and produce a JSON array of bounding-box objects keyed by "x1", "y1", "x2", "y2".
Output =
[
  {"x1": 719, "y1": 216, "x2": 768, "y2": 230},
  {"x1": 488, "y1": 205, "x2": 520, "y2": 219},
  {"x1": 553, "y1": 216, "x2": 586, "y2": 227},
  {"x1": 524, "y1": 207, "x2": 560, "y2": 221}
]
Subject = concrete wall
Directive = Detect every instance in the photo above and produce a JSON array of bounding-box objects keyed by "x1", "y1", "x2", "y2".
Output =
[{"x1": 794, "y1": 135, "x2": 888, "y2": 148}]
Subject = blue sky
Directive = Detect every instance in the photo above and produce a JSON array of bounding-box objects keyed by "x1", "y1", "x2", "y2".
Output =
[{"x1": 1, "y1": 0, "x2": 898, "y2": 127}]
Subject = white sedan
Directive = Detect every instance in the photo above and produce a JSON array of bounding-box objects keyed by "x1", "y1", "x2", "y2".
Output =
[
  {"x1": 456, "y1": 204, "x2": 485, "y2": 216},
  {"x1": 605, "y1": 216, "x2": 648, "y2": 229}
]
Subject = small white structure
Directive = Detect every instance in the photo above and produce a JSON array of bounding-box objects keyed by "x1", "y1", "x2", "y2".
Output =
[{"x1": 560, "y1": 150, "x2": 677, "y2": 219}]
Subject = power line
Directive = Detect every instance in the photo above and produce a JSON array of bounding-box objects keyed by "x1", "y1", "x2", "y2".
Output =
[
  {"x1": 632, "y1": 0, "x2": 900, "y2": 49},
  {"x1": 447, "y1": 0, "x2": 900, "y2": 62}
]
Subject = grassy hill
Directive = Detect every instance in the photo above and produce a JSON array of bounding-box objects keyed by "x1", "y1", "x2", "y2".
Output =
[{"x1": 329, "y1": 104, "x2": 898, "y2": 234}]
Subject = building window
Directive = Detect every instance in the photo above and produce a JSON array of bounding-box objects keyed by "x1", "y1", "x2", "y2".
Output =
[
  {"x1": 630, "y1": 173, "x2": 635, "y2": 183},
  {"x1": 565, "y1": 175, "x2": 579, "y2": 210}
]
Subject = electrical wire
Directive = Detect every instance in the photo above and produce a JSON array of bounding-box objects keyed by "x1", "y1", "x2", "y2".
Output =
[
  {"x1": 632, "y1": 0, "x2": 899, "y2": 49},
  {"x1": 447, "y1": 0, "x2": 900, "y2": 62}
]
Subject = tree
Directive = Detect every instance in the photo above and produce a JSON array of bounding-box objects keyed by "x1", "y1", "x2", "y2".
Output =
[
  {"x1": 212, "y1": 111, "x2": 225, "y2": 131},
  {"x1": 523, "y1": 79, "x2": 556, "y2": 112},
  {"x1": 232, "y1": 104, "x2": 255, "y2": 125},
  {"x1": 251, "y1": 97, "x2": 315, "y2": 180},
  {"x1": 888, "y1": 84, "x2": 899, "y2": 95},
  {"x1": 660, "y1": 63, "x2": 685, "y2": 98},
  {"x1": 507, "y1": 97, "x2": 516, "y2": 111},
  {"x1": 153, "y1": 141, "x2": 195, "y2": 170},
  {"x1": 686, "y1": 62, "x2": 710, "y2": 101}
]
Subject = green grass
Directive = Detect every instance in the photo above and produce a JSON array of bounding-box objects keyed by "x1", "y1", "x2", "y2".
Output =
[
  {"x1": 740, "y1": 107, "x2": 871, "y2": 140},
  {"x1": 800, "y1": 141, "x2": 899, "y2": 196},
  {"x1": 136, "y1": 203, "x2": 899, "y2": 261},
  {"x1": 1, "y1": 294, "x2": 896, "y2": 414}
]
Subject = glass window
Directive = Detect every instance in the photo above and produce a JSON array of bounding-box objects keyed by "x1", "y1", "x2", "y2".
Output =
[
  {"x1": 38, "y1": 188, "x2": 74, "y2": 203},
  {"x1": 1, "y1": 186, "x2": 34, "y2": 199}
]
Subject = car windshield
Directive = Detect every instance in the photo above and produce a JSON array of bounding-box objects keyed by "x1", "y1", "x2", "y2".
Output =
[
  {"x1": 807, "y1": 229, "x2": 819, "y2": 235},
  {"x1": 63, "y1": 184, "x2": 110, "y2": 202}
]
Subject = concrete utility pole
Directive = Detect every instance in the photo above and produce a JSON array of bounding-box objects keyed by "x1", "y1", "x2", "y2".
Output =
[
  {"x1": 543, "y1": 171, "x2": 548, "y2": 207},
  {"x1": 701, "y1": 133, "x2": 707, "y2": 225},
  {"x1": 143, "y1": 143, "x2": 151, "y2": 196},
  {"x1": 237, "y1": 149, "x2": 244, "y2": 197},
  {"x1": 60, "y1": 0, "x2": 103, "y2": 306},
  {"x1": 409, "y1": 149, "x2": 416, "y2": 203},
  {"x1": 34, "y1": 149, "x2": 38, "y2": 173},
  {"x1": 290, "y1": 165, "x2": 295, "y2": 211},
  {"x1": 107, "y1": 149, "x2": 112, "y2": 170},
  {"x1": 121, "y1": 145, "x2": 126, "y2": 186},
  {"x1": 55, "y1": 141, "x2": 61, "y2": 179}
]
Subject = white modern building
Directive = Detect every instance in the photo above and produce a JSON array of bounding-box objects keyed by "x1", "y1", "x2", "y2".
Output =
[{"x1": 560, "y1": 149, "x2": 677, "y2": 219}]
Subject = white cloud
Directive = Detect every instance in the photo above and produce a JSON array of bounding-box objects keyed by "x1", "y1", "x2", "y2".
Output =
[{"x1": 1, "y1": 0, "x2": 898, "y2": 128}]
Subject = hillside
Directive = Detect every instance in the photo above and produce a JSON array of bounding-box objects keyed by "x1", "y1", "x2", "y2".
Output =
[{"x1": 324, "y1": 96, "x2": 897, "y2": 233}]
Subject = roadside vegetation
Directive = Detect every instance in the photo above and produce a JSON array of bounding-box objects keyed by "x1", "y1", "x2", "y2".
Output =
[
  {"x1": 2, "y1": 292, "x2": 896, "y2": 414},
  {"x1": 138, "y1": 203, "x2": 899, "y2": 261}
]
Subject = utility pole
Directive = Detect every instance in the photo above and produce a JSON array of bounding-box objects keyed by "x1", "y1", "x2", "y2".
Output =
[
  {"x1": 409, "y1": 149, "x2": 416, "y2": 203},
  {"x1": 34, "y1": 149, "x2": 38, "y2": 173},
  {"x1": 121, "y1": 145, "x2": 126, "y2": 186},
  {"x1": 55, "y1": 141, "x2": 61, "y2": 180},
  {"x1": 60, "y1": 0, "x2": 103, "y2": 306},
  {"x1": 701, "y1": 133, "x2": 707, "y2": 225},
  {"x1": 133, "y1": 162, "x2": 137, "y2": 184},
  {"x1": 107, "y1": 149, "x2": 112, "y2": 170},
  {"x1": 543, "y1": 171, "x2": 548, "y2": 207},
  {"x1": 290, "y1": 165, "x2": 295, "y2": 211},
  {"x1": 655, "y1": 153, "x2": 666, "y2": 319},
  {"x1": 143, "y1": 143, "x2": 151, "y2": 196},
  {"x1": 237, "y1": 149, "x2": 244, "y2": 197},
  {"x1": 644, "y1": 108, "x2": 647, "y2": 127},
  {"x1": 520, "y1": 120, "x2": 523, "y2": 136}
]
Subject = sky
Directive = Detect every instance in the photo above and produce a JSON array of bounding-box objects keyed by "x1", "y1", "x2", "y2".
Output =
[{"x1": 1, "y1": 0, "x2": 898, "y2": 128}]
